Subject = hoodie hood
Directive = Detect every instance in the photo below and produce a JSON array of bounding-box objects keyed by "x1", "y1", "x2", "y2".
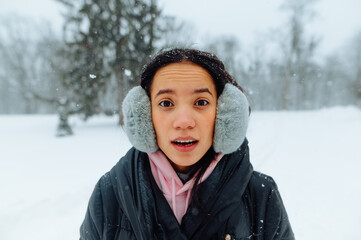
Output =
[{"x1": 147, "y1": 150, "x2": 224, "y2": 223}]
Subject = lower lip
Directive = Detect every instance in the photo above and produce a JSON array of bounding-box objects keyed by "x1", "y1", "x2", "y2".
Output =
[{"x1": 172, "y1": 141, "x2": 198, "y2": 152}]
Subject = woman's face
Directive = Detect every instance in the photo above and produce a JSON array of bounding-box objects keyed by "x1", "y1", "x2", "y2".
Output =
[{"x1": 150, "y1": 62, "x2": 217, "y2": 172}]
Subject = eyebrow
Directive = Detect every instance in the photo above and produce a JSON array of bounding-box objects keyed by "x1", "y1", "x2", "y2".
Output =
[
  {"x1": 155, "y1": 89, "x2": 174, "y2": 98},
  {"x1": 155, "y1": 88, "x2": 213, "y2": 98},
  {"x1": 194, "y1": 88, "x2": 213, "y2": 96}
]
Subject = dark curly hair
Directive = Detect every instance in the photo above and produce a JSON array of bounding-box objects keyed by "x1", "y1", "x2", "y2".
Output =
[{"x1": 140, "y1": 48, "x2": 246, "y2": 98}]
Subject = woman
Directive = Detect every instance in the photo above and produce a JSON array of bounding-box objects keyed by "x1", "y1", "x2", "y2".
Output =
[{"x1": 80, "y1": 48, "x2": 295, "y2": 240}]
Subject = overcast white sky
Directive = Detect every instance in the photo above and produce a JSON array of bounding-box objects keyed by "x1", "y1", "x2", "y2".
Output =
[{"x1": 2, "y1": 0, "x2": 361, "y2": 56}]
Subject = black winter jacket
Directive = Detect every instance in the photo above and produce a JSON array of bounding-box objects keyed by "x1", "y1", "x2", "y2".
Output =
[{"x1": 80, "y1": 140, "x2": 294, "y2": 240}]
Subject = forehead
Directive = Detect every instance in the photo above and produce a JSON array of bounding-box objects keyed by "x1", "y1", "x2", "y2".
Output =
[{"x1": 151, "y1": 62, "x2": 215, "y2": 90}]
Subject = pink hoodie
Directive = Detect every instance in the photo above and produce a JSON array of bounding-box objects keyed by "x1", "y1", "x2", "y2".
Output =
[{"x1": 147, "y1": 151, "x2": 224, "y2": 224}]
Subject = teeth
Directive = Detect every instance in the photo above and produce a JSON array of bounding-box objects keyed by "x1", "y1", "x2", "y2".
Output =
[
  {"x1": 172, "y1": 140, "x2": 197, "y2": 146},
  {"x1": 174, "y1": 140, "x2": 196, "y2": 143}
]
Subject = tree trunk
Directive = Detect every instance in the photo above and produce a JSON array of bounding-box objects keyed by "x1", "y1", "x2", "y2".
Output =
[
  {"x1": 283, "y1": 63, "x2": 290, "y2": 110},
  {"x1": 116, "y1": 65, "x2": 124, "y2": 126}
]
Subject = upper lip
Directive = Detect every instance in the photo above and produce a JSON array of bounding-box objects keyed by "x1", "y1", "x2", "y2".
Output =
[{"x1": 171, "y1": 136, "x2": 198, "y2": 142}]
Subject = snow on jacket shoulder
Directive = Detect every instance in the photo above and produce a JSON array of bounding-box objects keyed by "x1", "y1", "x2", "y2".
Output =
[{"x1": 80, "y1": 140, "x2": 295, "y2": 240}]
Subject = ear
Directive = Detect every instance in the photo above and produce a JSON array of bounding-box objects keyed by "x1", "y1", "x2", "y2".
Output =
[
  {"x1": 122, "y1": 86, "x2": 158, "y2": 152},
  {"x1": 213, "y1": 83, "x2": 249, "y2": 154}
]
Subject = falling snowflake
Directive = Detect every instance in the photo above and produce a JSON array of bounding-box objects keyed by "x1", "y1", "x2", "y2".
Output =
[{"x1": 124, "y1": 69, "x2": 132, "y2": 77}]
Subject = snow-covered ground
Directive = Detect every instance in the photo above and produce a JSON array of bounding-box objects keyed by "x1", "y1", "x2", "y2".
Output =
[{"x1": 1, "y1": 106, "x2": 360, "y2": 239}]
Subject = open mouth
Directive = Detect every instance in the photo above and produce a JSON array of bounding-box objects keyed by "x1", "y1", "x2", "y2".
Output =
[
  {"x1": 171, "y1": 140, "x2": 199, "y2": 146},
  {"x1": 171, "y1": 137, "x2": 199, "y2": 152}
]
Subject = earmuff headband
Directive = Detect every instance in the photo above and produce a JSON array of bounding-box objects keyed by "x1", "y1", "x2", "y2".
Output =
[{"x1": 122, "y1": 83, "x2": 249, "y2": 154}]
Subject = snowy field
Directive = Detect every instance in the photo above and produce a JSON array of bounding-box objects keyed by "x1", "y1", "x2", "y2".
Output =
[{"x1": 1, "y1": 106, "x2": 360, "y2": 240}]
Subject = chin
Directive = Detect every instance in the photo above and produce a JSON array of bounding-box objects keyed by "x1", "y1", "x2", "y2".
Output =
[
  {"x1": 172, "y1": 151, "x2": 204, "y2": 168},
  {"x1": 161, "y1": 142, "x2": 211, "y2": 169}
]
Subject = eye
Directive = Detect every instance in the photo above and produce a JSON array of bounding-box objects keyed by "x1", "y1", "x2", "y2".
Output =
[
  {"x1": 195, "y1": 99, "x2": 209, "y2": 106},
  {"x1": 159, "y1": 100, "x2": 174, "y2": 107}
]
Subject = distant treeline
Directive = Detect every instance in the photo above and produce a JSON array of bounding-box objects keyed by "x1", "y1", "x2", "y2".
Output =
[{"x1": 0, "y1": 0, "x2": 360, "y2": 135}]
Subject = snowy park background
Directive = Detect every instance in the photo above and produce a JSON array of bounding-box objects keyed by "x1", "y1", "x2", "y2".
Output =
[
  {"x1": 1, "y1": 107, "x2": 361, "y2": 239},
  {"x1": 1, "y1": 0, "x2": 361, "y2": 239}
]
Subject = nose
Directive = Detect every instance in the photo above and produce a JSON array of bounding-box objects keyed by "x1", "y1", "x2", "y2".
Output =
[{"x1": 172, "y1": 106, "x2": 196, "y2": 130}]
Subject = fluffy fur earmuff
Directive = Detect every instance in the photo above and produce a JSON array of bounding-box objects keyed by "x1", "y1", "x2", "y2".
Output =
[
  {"x1": 122, "y1": 84, "x2": 249, "y2": 154},
  {"x1": 212, "y1": 84, "x2": 249, "y2": 154},
  {"x1": 122, "y1": 86, "x2": 158, "y2": 153}
]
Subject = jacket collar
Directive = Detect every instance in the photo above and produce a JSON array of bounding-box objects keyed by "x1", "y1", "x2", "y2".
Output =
[
  {"x1": 111, "y1": 139, "x2": 253, "y2": 240},
  {"x1": 181, "y1": 139, "x2": 253, "y2": 239},
  {"x1": 147, "y1": 150, "x2": 224, "y2": 224}
]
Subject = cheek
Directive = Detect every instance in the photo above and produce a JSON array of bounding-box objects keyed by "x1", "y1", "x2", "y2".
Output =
[
  {"x1": 208, "y1": 116, "x2": 217, "y2": 134},
  {"x1": 151, "y1": 108, "x2": 165, "y2": 139},
  {"x1": 201, "y1": 109, "x2": 217, "y2": 135},
  {"x1": 151, "y1": 109, "x2": 159, "y2": 130},
  {"x1": 209, "y1": 105, "x2": 217, "y2": 124}
]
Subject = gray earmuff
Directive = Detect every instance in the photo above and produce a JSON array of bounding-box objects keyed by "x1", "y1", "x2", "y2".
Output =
[
  {"x1": 122, "y1": 83, "x2": 249, "y2": 154},
  {"x1": 122, "y1": 86, "x2": 158, "y2": 153},
  {"x1": 212, "y1": 84, "x2": 249, "y2": 154}
]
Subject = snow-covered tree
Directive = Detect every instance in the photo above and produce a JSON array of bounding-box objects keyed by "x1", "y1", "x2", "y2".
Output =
[
  {"x1": 56, "y1": 0, "x2": 172, "y2": 129},
  {"x1": 276, "y1": 0, "x2": 321, "y2": 110}
]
